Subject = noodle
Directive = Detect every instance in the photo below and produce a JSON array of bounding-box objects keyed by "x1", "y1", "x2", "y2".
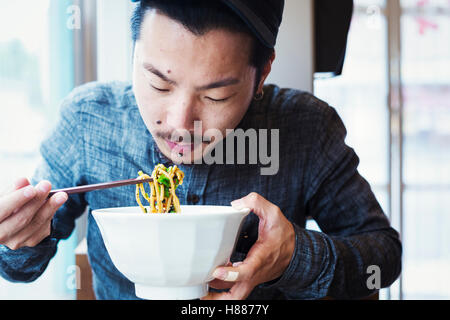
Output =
[{"x1": 135, "y1": 164, "x2": 184, "y2": 213}]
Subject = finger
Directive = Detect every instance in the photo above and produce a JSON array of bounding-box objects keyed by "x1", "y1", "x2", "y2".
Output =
[
  {"x1": 0, "y1": 181, "x2": 52, "y2": 239},
  {"x1": 208, "y1": 278, "x2": 234, "y2": 290},
  {"x1": 202, "y1": 282, "x2": 253, "y2": 300},
  {"x1": 22, "y1": 220, "x2": 52, "y2": 248},
  {"x1": 202, "y1": 290, "x2": 231, "y2": 300},
  {"x1": 10, "y1": 178, "x2": 32, "y2": 214},
  {"x1": 201, "y1": 291, "x2": 226, "y2": 300},
  {"x1": 227, "y1": 281, "x2": 254, "y2": 300},
  {"x1": 0, "y1": 185, "x2": 37, "y2": 224},
  {"x1": 213, "y1": 241, "x2": 270, "y2": 281},
  {"x1": 29, "y1": 192, "x2": 67, "y2": 231},
  {"x1": 212, "y1": 258, "x2": 259, "y2": 283},
  {"x1": 8, "y1": 192, "x2": 67, "y2": 248},
  {"x1": 208, "y1": 261, "x2": 233, "y2": 289},
  {"x1": 4, "y1": 220, "x2": 52, "y2": 251}
]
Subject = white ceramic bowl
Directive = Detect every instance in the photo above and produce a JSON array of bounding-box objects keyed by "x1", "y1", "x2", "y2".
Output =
[{"x1": 92, "y1": 205, "x2": 250, "y2": 300}]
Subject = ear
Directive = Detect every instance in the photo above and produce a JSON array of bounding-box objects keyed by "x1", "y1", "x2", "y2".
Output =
[{"x1": 256, "y1": 50, "x2": 276, "y2": 93}]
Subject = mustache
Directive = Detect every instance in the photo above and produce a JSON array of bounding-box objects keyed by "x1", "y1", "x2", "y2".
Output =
[{"x1": 155, "y1": 130, "x2": 213, "y2": 144}]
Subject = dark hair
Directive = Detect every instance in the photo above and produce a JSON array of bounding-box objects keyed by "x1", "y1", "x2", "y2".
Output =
[{"x1": 130, "y1": 0, "x2": 273, "y2": 92}]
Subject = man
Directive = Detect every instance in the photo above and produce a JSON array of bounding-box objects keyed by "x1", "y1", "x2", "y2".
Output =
[{"x1": 0, "y1": 0, "x2": 401, "y2": 300}]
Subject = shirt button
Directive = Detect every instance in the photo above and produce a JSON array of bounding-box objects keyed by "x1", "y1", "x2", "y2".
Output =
[{"x1": 188, "y1": 194, "x2": 200, "y2": 204}]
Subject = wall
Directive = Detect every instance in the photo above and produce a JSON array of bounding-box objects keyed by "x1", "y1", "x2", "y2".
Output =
[
  {"x1": 265, "y1": 0, "x2": 314, "y2": 92},
  {"x1": 95, "y1": 0, "x2": 314, "y2": 93},
  {"x1": 96, "y1": 0, "x2": 134, "y2": 82}
]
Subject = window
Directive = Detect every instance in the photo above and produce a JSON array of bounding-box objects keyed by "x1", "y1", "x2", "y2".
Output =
[
  {"x1": 400, "y1": 0, "x2": 450, "y2": 299},
  {"x1": 0, "y1": 0, "x2": 77, "y2": 299},
  {"x1": 314, "y1": 0, "x2": 450, "y2": 299}
]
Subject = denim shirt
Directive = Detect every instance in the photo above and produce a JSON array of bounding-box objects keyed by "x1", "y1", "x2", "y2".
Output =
[{"x1": 0, "y1": 81, "x2": 402, "y2": 299}]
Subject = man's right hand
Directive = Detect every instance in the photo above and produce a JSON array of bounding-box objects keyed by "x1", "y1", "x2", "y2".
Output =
[{"x1": 0, "y1": 177, "x2": 68, "y2": 250}]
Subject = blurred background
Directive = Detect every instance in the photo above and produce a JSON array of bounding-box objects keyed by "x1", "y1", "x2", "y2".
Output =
[{"x1": 0, "y1": 0, "x2": 449, "y2": 300}]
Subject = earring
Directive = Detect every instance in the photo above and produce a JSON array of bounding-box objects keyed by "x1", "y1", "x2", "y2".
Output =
[{"x1": 254, "y1": 89, "x2": 264, "y2": 101}]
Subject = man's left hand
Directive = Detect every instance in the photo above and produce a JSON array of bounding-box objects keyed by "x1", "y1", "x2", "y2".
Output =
[{"x1": 201, "y1": 192, "x2": 296, "y2": 300}]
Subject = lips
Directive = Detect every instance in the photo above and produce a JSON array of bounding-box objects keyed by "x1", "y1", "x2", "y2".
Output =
[{"x1": 165, "y1": 139, "x2": 195, "y2": 153}]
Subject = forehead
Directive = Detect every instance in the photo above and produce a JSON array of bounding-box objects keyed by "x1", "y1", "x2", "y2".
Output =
[{"x1": 136, "y1": 11, "x2": 253, "y2": 75}]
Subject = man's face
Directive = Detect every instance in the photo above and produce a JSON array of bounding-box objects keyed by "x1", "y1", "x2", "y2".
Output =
[{"x1": 132, "y1": 10, "x2": 258, "y2": 164}]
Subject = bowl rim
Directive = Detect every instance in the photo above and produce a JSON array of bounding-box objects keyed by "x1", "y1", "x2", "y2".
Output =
[{"x1": 92, "y1": 205, "x2": 250, "y2": 219}]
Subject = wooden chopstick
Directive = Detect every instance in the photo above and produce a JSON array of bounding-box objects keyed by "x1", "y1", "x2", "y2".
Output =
[{"x1": 47, "y1": 178, "x2": 153, "y2": 199}]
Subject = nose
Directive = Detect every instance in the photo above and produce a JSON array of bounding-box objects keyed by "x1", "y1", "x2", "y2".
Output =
[{"x1": 166, "y1": 92, "x2": 198, "y2": 133}]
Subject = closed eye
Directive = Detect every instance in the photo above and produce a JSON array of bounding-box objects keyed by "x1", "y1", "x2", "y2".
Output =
[
  {"x1": 205, "y1": 92, "x2": 237, "y2": 103},
  {"x1": 206, "y1": 96, "x2": 229, "y2": 102},
  {"x1": 150, "y1": 84, "x2": 170, "y2": 92}
]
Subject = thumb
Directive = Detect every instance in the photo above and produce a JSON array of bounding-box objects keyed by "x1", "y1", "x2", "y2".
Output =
[
  {"x1": 231, "y1": 192, "x2": 275, "y2": 221},
  {"x1": 1, "y1": 177, "x2": 30, "y2": 197},
  {"x1": 13, "y1": 177, "x2": 31, "y2": 191}
]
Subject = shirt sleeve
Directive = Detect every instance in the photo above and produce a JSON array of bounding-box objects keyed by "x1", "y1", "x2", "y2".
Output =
[
  {"x1": 261, "y1": 105, "x2": 402, "y2": 299},
  {"x1": 0, "y1": 94, "x2": 87, "y2": 283}
]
